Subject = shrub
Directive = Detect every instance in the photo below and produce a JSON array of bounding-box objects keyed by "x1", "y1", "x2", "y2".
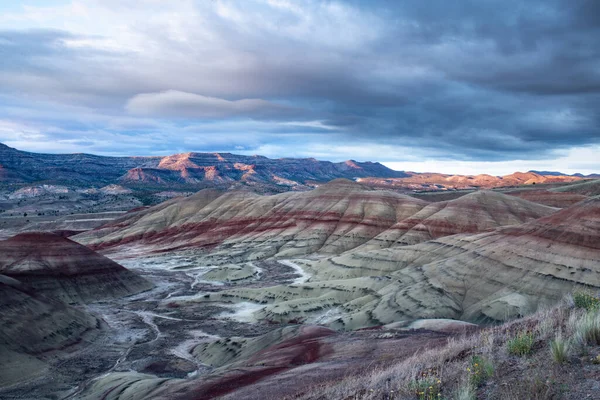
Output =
[
  {"x1": 573, "y1": 291, "x2": 600, "y2": 311},
  {"x1": 409, "y1": 375, "x2": 442, "y2": 400},
  {"x1": 549, "y1": 333, "x2": 570, "y2": 364},
  {"x1": 507, "y1": 332, "x2": 535, "y2": 356},
  {"x1": 468, "y1": 355, "x2": 494, "y2": 387}
]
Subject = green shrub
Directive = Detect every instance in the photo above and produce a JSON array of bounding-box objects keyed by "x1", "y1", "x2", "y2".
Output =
[
  {"x1": 507, "y1": 332, "x2": 535, "y2": 356},
  {"x1": 573, "y1": 291, "x2": 600, "y2": 311},
  {"x1": 549, "y1": 333, "x2": 570, "y2": 364},
  {"x1": 468, "y1": 355, "x2": 494, "y2": 387},
  {"x1": 410, "y1": 375, "x2": 442, "y2": 400}
]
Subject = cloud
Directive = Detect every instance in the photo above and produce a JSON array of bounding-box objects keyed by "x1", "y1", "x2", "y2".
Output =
[
  {"x1": 125, "y1": 90, "x2": 301, "y2": 120},
  {"x1": 0, "y1": 0, "x2": 599, "y2": 169}
]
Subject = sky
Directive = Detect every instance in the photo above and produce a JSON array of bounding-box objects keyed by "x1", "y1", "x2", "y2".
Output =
[{"x1": 0, "y1": 0, "x2": 599, "y2": 175}]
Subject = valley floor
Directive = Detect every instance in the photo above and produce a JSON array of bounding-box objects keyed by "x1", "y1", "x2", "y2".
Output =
[
  {"x1": 0, "y1": 252, "x2": 478, "y2": 400},
  {"x1": 2, "y1": 256, "x2": 600, "y2": 400}
]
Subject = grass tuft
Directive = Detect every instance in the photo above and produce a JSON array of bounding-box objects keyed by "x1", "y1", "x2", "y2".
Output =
[
  {"x1": 549, "y1": 332, "x2": 570, "y2": 364},
  {"x1": 572, "y1": 311, "x2": 600, "y2": 348},
  {"x1": 455, "y1": 381, "x2": 476, "y2": 400},
  {"x1": 507, "y1": 331, "x2": 535, "y2": 356}
]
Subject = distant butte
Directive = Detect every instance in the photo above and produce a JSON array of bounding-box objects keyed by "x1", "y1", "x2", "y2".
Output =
[{"x1": 0, "y1": 143, "x2": 595, "y2": 193}]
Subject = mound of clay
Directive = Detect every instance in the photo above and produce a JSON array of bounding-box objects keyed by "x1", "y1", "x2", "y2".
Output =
[
  {"x1": 385, "y1": 318, "x2": 477, "y2": 333},
  {"x1": 77, "y1": 183, "x2": 558, "y2": 266},
  {"x1": 77, "y1": 180, "x2": 429, "y2": 260},
  {"x1": 550, "y1": 179, "x2": 600, "y2": 196},
  {"x1": 0, "y1": 232, "x2": 153, "y2": 304},
  {"x1": 77, "y1": 324, "x2": 455, "y2": 400},
  {"x1": 358, "y1": 190, "x2": 556, "y2": 251},
  {"x1": 507, "y1": 189, "x2": 588, "y2": 208},
  {"x1": 189, "y1": 197, "x2": 599, "y2": 329},
  {"x1": 0, "y1": 274, "x2": 100, "y2": 386},
  {"x1": 310, "y1": 196, "x2": 600, "y2": 325}
]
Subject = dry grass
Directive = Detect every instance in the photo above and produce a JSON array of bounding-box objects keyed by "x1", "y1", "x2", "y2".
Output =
[
  {"x1": 549, "y1": 332, "x2": 570, "y2": 364},
  {"x1": 571, "y1": 311, "x2": 600, "y2": 349},
  {"x1": 292, "y1": 296, "x2": 597, "y2": 400},
  {"x1": 454, "y1": 380, "x2": 476, "y2": 400}
]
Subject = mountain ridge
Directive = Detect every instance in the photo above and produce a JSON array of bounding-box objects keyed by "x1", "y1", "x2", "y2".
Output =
[
  {"x1": 0, "y1": 143, "x2": 408, "y2": 189},
  {"x1": 2, "y1": 144, "x2": 597, "y2": 193}
]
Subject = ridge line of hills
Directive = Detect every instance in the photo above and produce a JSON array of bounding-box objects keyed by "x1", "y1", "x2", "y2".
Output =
[
  {"x1": 0, "y1": 143, "x2": 597, "y2": 192},
  {"x1": 0, "y1": 142, "x2": 406, "y2": 189}
]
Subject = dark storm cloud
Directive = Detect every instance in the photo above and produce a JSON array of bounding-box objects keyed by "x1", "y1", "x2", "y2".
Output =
[{"x1": 0, "y1": 0, "x2": 599, "y2": 161}]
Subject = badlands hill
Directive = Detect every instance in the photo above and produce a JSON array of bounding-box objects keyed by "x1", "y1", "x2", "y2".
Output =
[
  {"x1": 0, "y1": 274, "x2": 100, "y2": 386},
  {"x1": 73, "y1": 180, "x2": 592, "y2": 329},
  {"x1": 0, "y1": 232, "x2": 153, "y2": 304},
  {"x1": 304, "y1": 196, "x2": 600, "y2": 323},
  {"x1": 77, "y1": 179, "x2": 428, "y2": 256},
  {"x1": 72, "y1": 194, "x2": 600, "y2": 399},
  {"x1": 550, "y1": 179, "x2": 600, "y2": 196},
  {"x1": 355, "y1": 189, "x2": 557, "y2": 251},
  {"x1": 76, "y1": 180, "x2": 556, "y2": 262},
  {"x1": 183, "y1": 196, "x2": 600, "y2": 332},
  {"x1": 505, "y1": 189, "x2": 589, "y2": 208}
]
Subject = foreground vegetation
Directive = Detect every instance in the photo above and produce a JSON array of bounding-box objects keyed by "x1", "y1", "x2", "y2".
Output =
[{"x1": 294, "y1": 291, "x2": 600, "y2": 400}]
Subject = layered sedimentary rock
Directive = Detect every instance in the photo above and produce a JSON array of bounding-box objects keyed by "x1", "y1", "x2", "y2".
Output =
[
  {"x1": 75, "y1": 181, "x2": 599, "y2": 329},
  {"x1": 180, "y1": 197, "x2": 599, "y2": 329},
  {"x1": 0, "y1": 232, "x2": 153, "y2": 304},
  {"x1": 550, "y1": 179, "x2": 600, "y2": 196},
  {"x1": 0, "y1": 274, "x2": 100, "y2": 386},
  {"x1": 78, "y1": 324, "x2": 455, "y2": 400},
  {"x1": 356, "y1": 190, "x2": 556, "y2": 251},
  {"x1": 77, "y1": 179, "x2": 429, "y2": 259},
  {"x1": 506, "y1": 189, "x2": 588, "y2": 208},
  {"x1": 308, "y1": 196, "x2": 600, "y2": 324},
  {"x1": 78, "y1": 182, "x2": 556, "y2": 265}
]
